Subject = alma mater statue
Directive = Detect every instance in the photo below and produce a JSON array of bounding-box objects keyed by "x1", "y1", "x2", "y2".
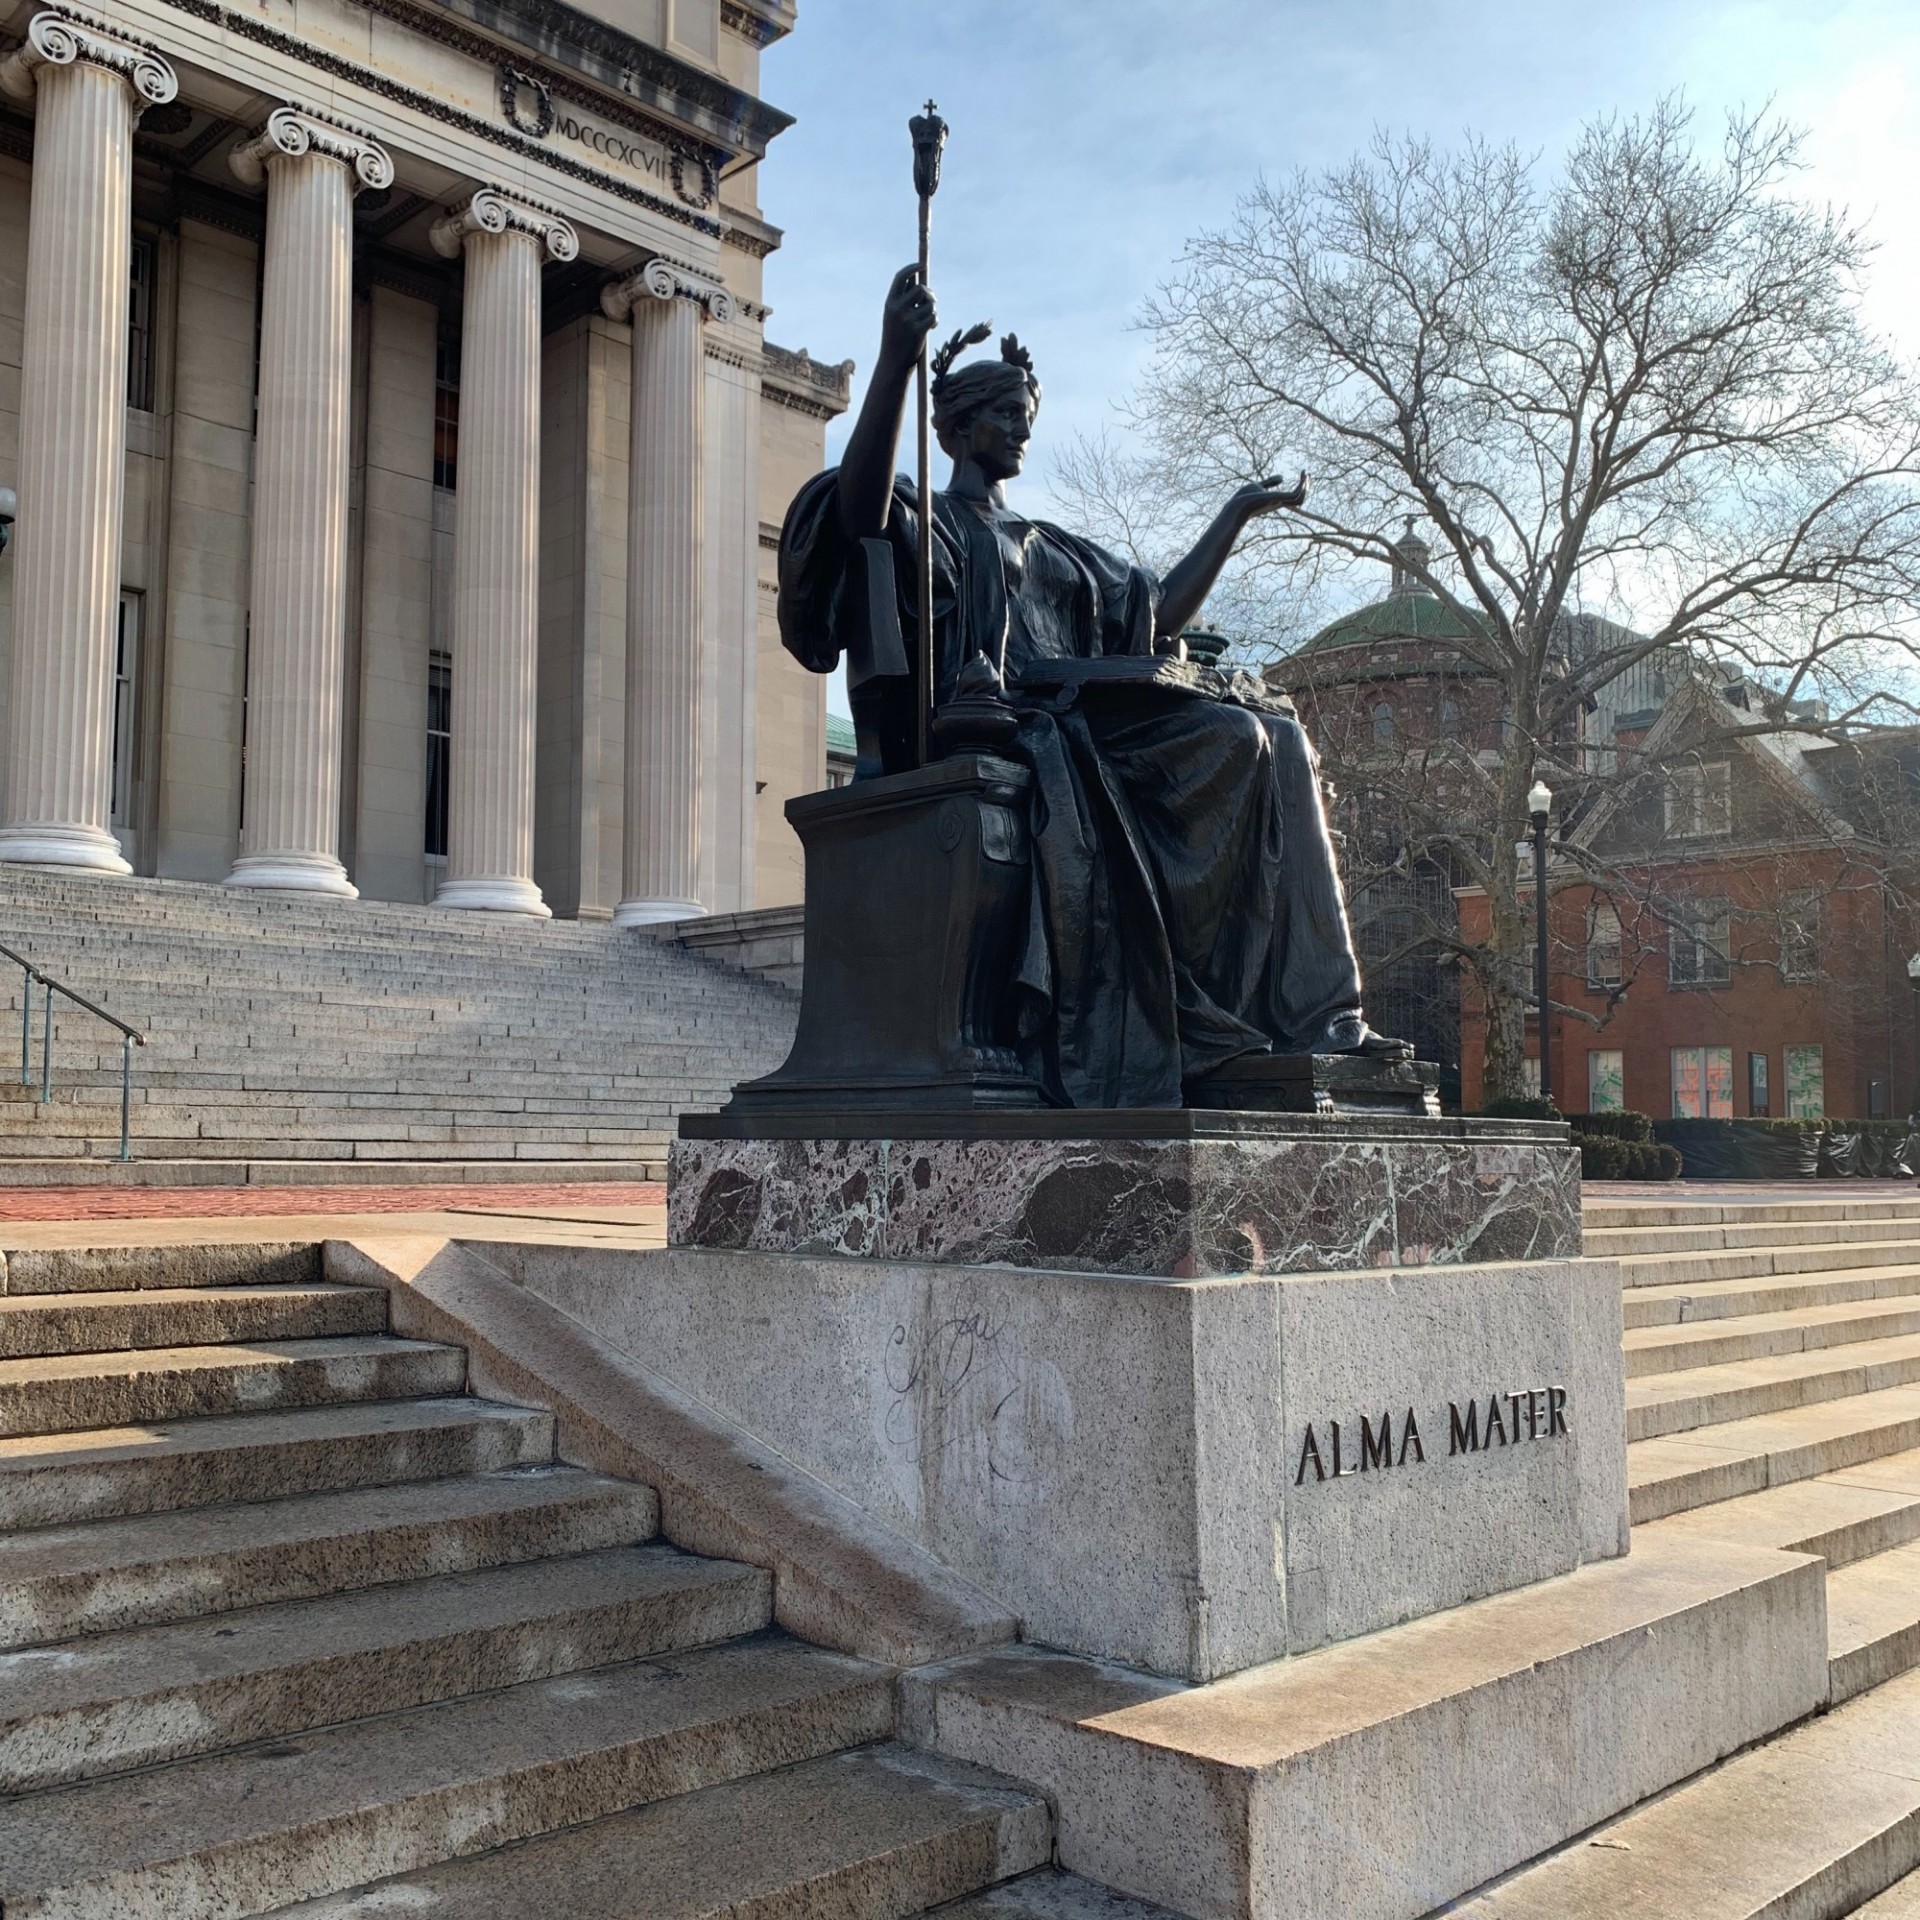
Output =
[{"x1": 776, "y1": 265, "x2": 1407, "y2": 1110}]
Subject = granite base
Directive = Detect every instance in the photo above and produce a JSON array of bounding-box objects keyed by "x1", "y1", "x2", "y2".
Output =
[
  {"x1": 668, "y1": 1117, "x2": 1580, "y2": 1277},
  {"x1": 487, "y1": 1240, "x2": 1629, "y2": 1681}
]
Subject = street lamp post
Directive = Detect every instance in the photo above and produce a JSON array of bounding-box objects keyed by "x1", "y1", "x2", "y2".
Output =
[
  {"x1": 1907, "y1": 952, "x2": 1920, "y2": 1128},
  {"x1": 1529, "y1": 779, "x2": 1554, "y2": 1105}
]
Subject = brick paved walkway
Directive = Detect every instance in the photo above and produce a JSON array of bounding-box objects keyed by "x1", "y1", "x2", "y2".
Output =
[{"x1": 0, "y1": 1182, "x2": 666, "y2": 1221}]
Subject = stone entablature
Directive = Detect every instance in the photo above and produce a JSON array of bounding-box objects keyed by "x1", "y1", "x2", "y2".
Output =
[{"x1": 762, "y1": 343, "x2": 855, "y2": 419}]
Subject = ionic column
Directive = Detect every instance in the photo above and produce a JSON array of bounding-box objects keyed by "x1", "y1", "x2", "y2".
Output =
[
  {"x1": 602, "y1": 260, "x2": 730, "y2": 928},
  {"x1": 0, "y1": 11, "x2": 176, "y2": 873},
  {"x1": 225, "y1": 107, "x2": 392, "y2": 896},
  {"x1": 428, "y1": 190, "x2": 576, "y2": 918}
]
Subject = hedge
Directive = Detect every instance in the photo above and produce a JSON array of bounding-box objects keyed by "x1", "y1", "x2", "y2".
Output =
[{"x1": 1652, "y1": 1117, "x2": 1918, "y2": 1180}]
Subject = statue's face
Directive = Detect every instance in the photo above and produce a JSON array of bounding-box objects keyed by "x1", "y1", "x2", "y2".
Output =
[{"x1": 961, "y1": 390, "x2": 1035, "y2": 482}]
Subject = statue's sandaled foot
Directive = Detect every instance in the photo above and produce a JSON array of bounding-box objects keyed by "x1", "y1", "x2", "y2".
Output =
[{"x1": 1320, "y1": 1016, "x2": 1414, "y2": 1060}]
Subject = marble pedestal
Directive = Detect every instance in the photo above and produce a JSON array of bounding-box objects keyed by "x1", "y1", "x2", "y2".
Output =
[{"x1": 670, "y1": 1112, "x2": 1580, "y2": 1277}]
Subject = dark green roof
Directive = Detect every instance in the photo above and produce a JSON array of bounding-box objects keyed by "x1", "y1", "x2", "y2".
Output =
[
  {"x1": 826, "y1": 712, "x2": 856, "y2": 758},
  {"x1": 1297, "y1": 590, "x2": 1486, "y2": 657}
]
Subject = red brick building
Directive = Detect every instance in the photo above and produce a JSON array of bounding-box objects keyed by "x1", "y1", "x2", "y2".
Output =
[{"x1": 1456, "y1": 683, "x2": 1920, "y2": 1121}]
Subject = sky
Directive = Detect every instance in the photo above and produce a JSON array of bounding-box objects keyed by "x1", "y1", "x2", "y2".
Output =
[{"x1": 752, "y1": 1, "x2": 1920, "y2": 715}]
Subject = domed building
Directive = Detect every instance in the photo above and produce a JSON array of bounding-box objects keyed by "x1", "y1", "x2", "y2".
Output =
[{"x1": 1268, "y1": 527, "x2": 1515, "y2": 1107}]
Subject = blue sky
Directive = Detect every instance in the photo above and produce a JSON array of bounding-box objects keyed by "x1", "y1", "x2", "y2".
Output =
[{"x1": 753, "y1": 1, "x2": 1920, "y2": 713}]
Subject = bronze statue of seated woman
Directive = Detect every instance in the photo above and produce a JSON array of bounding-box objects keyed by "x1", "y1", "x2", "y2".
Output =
[{"x1": 773, "y1": 264, "x2": 1410, "y2": 1112}]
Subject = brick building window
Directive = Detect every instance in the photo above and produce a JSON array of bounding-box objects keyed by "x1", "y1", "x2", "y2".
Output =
[
  {"x1": 1437, "y1": 698, "x2": 1461, "y2": 741},
  {"x1": 1665, "y1": 761, "x2": 1732, "y2": 838},
  {"x1": 1670, "y1": 901, "x2": 1731, "y2": 987},
  {"x1": 1749, "y1": 1050, "x2": 1770, "y2": 1116},
  {"x1": 1587, "y1": 1049, "x2": 1625, "y2": 1111},
  {"x1": 1672, "y1": 1045, "x2": 1733, "y2": 1118},
  {"x1": 1781, "y1": 890, "x2": 1821, "y2": 981},
  {"x1": 1372, "y1": 700, "x2": 1395, "y2": 746},
  {"x1": 1586, "y1": 903, "x2": 1623, "y2": 987},
  {"x1": 1785, "y1": 1044, "x2": 1824, "y2": 1119}
]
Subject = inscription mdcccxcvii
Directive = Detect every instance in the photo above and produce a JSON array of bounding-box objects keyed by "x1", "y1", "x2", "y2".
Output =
[{"x1": 1294, "y1": 1385, "x2": 1569, "y2": 1485}]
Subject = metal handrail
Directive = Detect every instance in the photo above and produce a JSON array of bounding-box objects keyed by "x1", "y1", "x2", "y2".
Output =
[{"x1": 0, "y1": 939, "x2": 146, "y2": 1161}]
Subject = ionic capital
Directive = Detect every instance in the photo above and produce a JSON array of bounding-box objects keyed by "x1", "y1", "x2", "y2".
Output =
[
  {"x1": 0, "y1": 7, "x2": 176, "y2": 110},
  {"x1": 229, "y1": 105, "x2": 393, "y2": 193},
  {"x1": 601, "y1": 256, "x2": 734, "y2": 326},
  {"x1": 430, "y1": 188, "x2": 579, "y2": 264}
]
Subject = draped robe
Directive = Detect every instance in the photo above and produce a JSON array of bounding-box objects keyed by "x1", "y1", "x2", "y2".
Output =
[{"x1": 778, "y1": 470, "x2": 1369, "y2": 1109}]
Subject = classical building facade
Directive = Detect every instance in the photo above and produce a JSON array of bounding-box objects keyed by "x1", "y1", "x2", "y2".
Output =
[{"x1": 0, "y1": 0, "x2": 847, "y2": 921}]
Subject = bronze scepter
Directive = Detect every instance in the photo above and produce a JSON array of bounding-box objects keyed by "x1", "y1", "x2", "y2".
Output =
[{"x1": 909, "y1": 100, "x2": 948, "y2": 768}]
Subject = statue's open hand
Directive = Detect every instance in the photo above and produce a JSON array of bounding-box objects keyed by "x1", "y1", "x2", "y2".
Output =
[
  {"x1": 879, "y1": 264, "x2": 937, "y2": 371},
  {"x1": 1230, "y1": 472, "x2": 1310, "y2": 521}
]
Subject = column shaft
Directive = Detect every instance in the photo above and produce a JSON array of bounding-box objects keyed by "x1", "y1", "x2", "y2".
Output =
[
  {"x1": 616, "y1": 280, "x2": 711, "y2": 926},
  {"x1": 0, "y1": 53, "x2": 150, "y2": 870},
  {"x1": 228, "y1": 116, "x2": 384, "y2": 894},
  {"x1": 432, "y1": 194, "x2": 575, "y2": 917}
]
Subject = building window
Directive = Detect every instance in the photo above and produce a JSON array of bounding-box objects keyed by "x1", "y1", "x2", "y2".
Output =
[
  {"x1": 424, "y1": 650, "x2": 451, "y2": 859},
  {"x1": 1672, "y1": 1046, "x2": 1733, "y2": 1119},
  {"x1": 1749, "y1": 1051, "x2": 1770, "y2": 1117},
  {"x1": 1665, "y1": 761, "x2": 1732, "y2": 838},
  {"x1": 1587, "y1": 902, "x2": 1623, "y2": 988},
  {"x1": 1870, "y1": 1080, "x2": 1889, "y2": 1120},
  {"x1": 1670, "y1": 900, "x2": 1731, "y2": 988},
  {"x1": 127, "y1": 235, "x2": 156, "y2": 411},
  {"x1": 112, "y1": 591, "x2": 140, "y2": 828},
  {"x1": 1371, "y1": 700, "x2": 1395, "y2": 746},
  {"x1": 433, "y1": 329, "x2": 460, "y2": 490},
  {"x1": 1437, "y1": 697, "x2": 1461, "y2": 742},
  {"x1": 1785, "y1": 1044, "x2": 1825, "y2": 1119},
  {"x1": 1588, "y1": 1049, "x2": 1625, "y2": 1112},
  {"x1": 1781, "y1": 890, "x2": 1821, "y2": 981}
]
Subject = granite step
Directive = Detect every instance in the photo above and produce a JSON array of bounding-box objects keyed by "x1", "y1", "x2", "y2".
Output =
[
  {"x1": 1859, "y1": 1865, "x2": 1920, "y2": 1917},
  {"x1": 1, "y1": 1242, "x2": 321, "y2": 1294},
  {"x1": 1827, "y1": 1539, "x2": 1920, "y2": 1704},
  {"x1": 0, "y1": 1285, "x2": 387, "y2": 1359},
  {"x1": 1621, "y1": 1264, "x2": 1920, "y2": 1331},
  {"x1": 1642, "y1": 1446, "x2": 1920, "y2": 1570},
  {"x1": 919, "y1": 1870, "x2": 1189, "y2": 1920},
  {"x1": 1588, "y1": 1216, "x2": 1920, "y2": 1257},
  {"x1": 0, "y1": 1632, "x2": 891, "y2": 1920},
  {"x1": 0, "y1": 1464, "x2": 656, "y2": 1648},
  {"x1": 1625, "y1": 1331, "x2": 1920, "y2": 1442},
  {"x1": 1587, "y1": 1198, "x2": 1920, "y2": 1231},
  {"x1": 0, "y1": 1397, "x2": 556, "y2": 1530},
  {"x1": 1617, "y1": 1240, "x2": 1920, "y2": 1290},
  {"x1": 1622, "y1": 1297, "x2": 1920, "y2": 1379},
  {"x1": 272, "y1": 1743, "x2": 1050, "y2": 1920},
  {"x1": 0, "y1": 1335, "x2": 468, "y2": 1439},
  {"x1": 0, "y1": 1541, "x2": 770, "y2": 1791},
  {"x1": 1452, "y1": 1662, "x2": 1920, "y2": 1917},
  {"x1": 1627, "y1": 1383, "x2": 1920, "y2": 1524}
]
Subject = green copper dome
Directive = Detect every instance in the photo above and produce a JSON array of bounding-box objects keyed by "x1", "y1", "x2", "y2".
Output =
[{"x1": 1297, "y1": 587, "x2": 1487, "y2": 657}]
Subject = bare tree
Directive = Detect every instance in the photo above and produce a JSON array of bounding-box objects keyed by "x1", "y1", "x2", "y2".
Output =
[{"x1": 1053, "y1": 100, "x2": 1920, "y2": 1099}]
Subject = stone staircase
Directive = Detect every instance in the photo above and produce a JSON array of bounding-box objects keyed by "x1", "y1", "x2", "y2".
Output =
[
  {"x1": 0, "y1": 869, "x2": 799, "y2": 1183},
  {"x1": 0, "y1": 1240, "x2": 1076, "y2": 1919},
  {"x1": 1460, "y1": 1187, "x2": 1920, "y2": 1917}
]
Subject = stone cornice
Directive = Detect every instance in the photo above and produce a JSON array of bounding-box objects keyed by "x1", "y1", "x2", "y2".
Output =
[
  {"x1": 430, "y1": 185, "x2": 579, "y2": 260},
  {"x1": 152, "y1": 0, "x2": 727, "y2": 239},
  {"x1": 761, "y1": 342, "x2": 853, "y2": 418},
  {"x1": 230, "y1": 104, "x2": 394, "y2": 190},
  {"x1": 720, "y1": 203, "x2": 780, "y2": 258},
  {"x1": 0, "y1": 6, "x2": 176, "y2": 108},
  {"x1": 602, "y1": 254, "x2": 733, "y2": 323},
  {"x1": 720, "y1": 0, "x2": 793, "y2": 47},
  {"x1": 386, "y1": 0, "x2": 793, "y2": 159}
]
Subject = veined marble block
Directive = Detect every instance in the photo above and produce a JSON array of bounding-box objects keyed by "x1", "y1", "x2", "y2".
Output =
[
  {"x1": 491, "y1": 1239, "x2": 1629, "y2": 1680},
  {"x1": 668, "y1": 1118, "x2": 1580, "y2": 1276}
]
